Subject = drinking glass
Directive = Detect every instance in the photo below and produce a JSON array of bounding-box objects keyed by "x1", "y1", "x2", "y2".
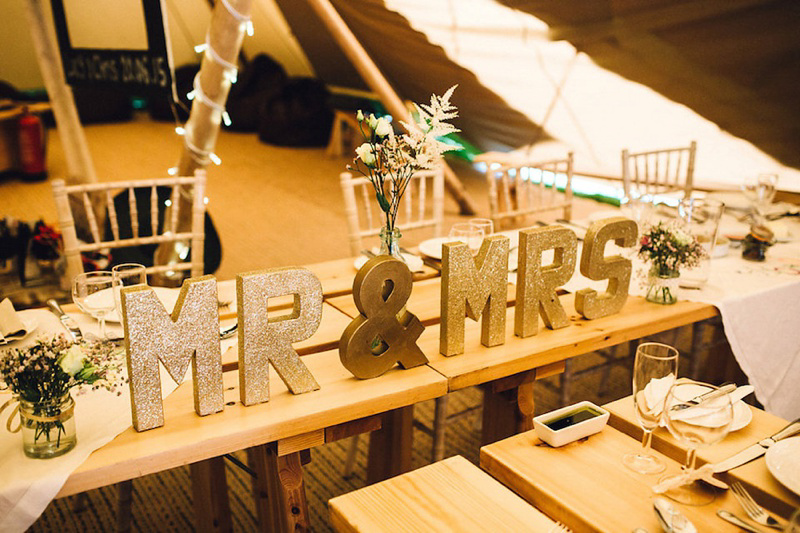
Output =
[
  {"x1": 623, "y1": 342, "x2": 679, "y2": 475},
  {"x1": 469, "y1": 218, "x2": 494, "y2": 239},
  {"x1": 661, "y1": 381, "x2": 734, "y2": 505},
  {"x1": 785, "y1": 509, "x2": 800, "y2": 533},
  {"x1": 742, "y1": 174, "x2": 778, "y2": 214},
  {"x1": 677, "y1": 198, "x2": 724, "y2": 289},
  {"x1": 72, "y1": 271, "x2": 116, "y2": 339},
  {"x1": 449, "y1": 223, "x2": 484, "y2": 254},
  {"x1": 112, "y1": 263, "x2": 147, "y2": 320}
]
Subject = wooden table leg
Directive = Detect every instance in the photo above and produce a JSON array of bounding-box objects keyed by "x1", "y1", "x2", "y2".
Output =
[
  {"x1": 366, "y1": 406, "x2": 413, "y2": 484},
  {"x1": 190, "y1": 457, "x2": 232, "y2": 533},
  {"x1": 247, "y1": 444, "x2": 311, "y2": 533},
  {"x1": 480, "y1": 384, "x2": 518, "y2": 446}
]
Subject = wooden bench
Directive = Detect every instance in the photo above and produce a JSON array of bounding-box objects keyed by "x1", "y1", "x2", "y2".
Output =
[{"x1": 329, "y1": 455, "x2": 556, "y2": 532}]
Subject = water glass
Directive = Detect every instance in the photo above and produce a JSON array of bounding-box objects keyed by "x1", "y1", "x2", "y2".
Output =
[
  {"x1": 661, "y1": 381, "x2": 733, "y2": 505},
  {"x1": 72, "y1": 271, "x2": 116, "y2": 339},
  {"x1": 623, "y1": 342, "x2": 679, "y2": 475},
  {"x1": 449, "y1": 223, "x2": 484, "y2": 254},
  {"x1": 112, "y1": 263, "x2": 147, "y2": 320},
  {"x1": 677, "y1": 198, "x2": 724, "y2": 289}
]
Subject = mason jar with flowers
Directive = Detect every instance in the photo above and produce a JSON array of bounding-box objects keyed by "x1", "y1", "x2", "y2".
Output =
[
  {"x1": 347, "y1": 86, "x2": 460, "y2": 261},
  {"x1": 638, "y1": 221, "x2": 706, "y2": 305},
  {"x1": 0, "y1": 337, "x2": 125, "y2": 458}
]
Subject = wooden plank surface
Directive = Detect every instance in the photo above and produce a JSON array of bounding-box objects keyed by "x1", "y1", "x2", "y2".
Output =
[
  {"x1": 605, "y1": 395, "x2": 800, "y2": 517},
  {"x1": 57, "y1": 349, "x2": 447, "y2": 497},
  {"x1": 307, "y1": 257, "x2": 439, "y2": 299},
  {"x1": 481, "y1": 427, "x2": 754, "y2": 533},
  {"x1": 326, "y1": 276, "x2": 517, "y2": 324},
  {"x1": 421, "y1": 293, "x2": 717, "y2": 391},
  {"x1": 329, "y1": 455, "x2": 556, "y2": 532}
]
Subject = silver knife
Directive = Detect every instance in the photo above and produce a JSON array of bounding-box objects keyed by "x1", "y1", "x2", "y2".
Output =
[
  {"x1": 46, "y1": 299, "x2": 83, "y2": 342},
  {"x1": 671, "y1": 383, "x2": 737, "y2": 411},
  {"x1": 712, "y1": 418, "x2": 800, "y2": 473},
  {"x1": 717, "y1": 510, "x2": 767, "y2": 533}
]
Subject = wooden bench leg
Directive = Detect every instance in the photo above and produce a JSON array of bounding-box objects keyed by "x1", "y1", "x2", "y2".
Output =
[
  {"x1": 190, "y1": 457, "x2": 232, "y2": 533},
  {"x1": 247, "y1": 444, "x2": 311, "y2": 533},
  {"x1": 366, "y1": 406, "x2": 413, "y2": 484},
  {"x1": 116, "y1": 480, "x2": 133, "y2": 533},
  {"x1": 432, "y1": 395, "x2": 450, "y2": 463},
  {"x1": 480, "y1": 384, "x2": 518, "y2": 446}
]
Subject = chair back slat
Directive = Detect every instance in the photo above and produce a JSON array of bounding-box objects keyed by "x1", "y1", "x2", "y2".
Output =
[
  {"x1": 622, "y1": 141, "x2": 696, "y2": 199},
  {"x1": 106, "y1": 189, "x2": 120, "y2": 241},
  {"x1": 170, "y1": 186, "x2": 180, "y2": 234},
  {"x1": 128, "y1": 187, "x2": 139, "y2": 238},
  {"x1": 484, "y1": 153, "x2": 574, "y2": 228},
  {"x1": 340, "y1": 166, "x2": 445, "y2": 256},
  {"x1": 51, "y1": 171, "x2": 207, "y2": 284}
]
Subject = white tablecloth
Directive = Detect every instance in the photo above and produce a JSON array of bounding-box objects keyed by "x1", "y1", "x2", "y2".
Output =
[{"x1": 0, "y1": 290, "x2": 238, "y2": 532}]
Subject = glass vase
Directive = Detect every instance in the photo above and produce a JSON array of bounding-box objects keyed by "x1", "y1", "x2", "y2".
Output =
[
  {"x1": 379, "y1": 227, "x2": 405, "y2": 263},
  {"x1": 645, "y1": 270, "x2": 679, "y2": 305},
  {"x1": 19, "y1": 393, "x2": 77, "y2": 459}
]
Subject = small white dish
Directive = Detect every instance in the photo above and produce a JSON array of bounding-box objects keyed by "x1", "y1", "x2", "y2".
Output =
[
  {"x1": 2, "y1": 316, "x2": 38, "y2": 344},
  {"x1": 765, "y1": 437, "x2": 800, "y2": 496},
  {"x1": 353, "y1": 251, "x2": 424, "y2": 272},
  {"x1": 660, "y1": 383, "x2": 752, "y2": 431},
  {"x1": 533, "y1": 401, "x2": 609, "y2": 447},
  {"x1": 418, "y1": 236, "x2": 452, "y2": 260}
]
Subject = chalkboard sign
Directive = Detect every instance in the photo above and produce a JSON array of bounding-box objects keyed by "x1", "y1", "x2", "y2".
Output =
[{"x1": 50, "y1": 0, "x2": 176, "y2": 97}]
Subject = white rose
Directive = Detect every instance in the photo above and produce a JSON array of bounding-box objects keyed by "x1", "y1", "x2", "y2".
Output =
[
  {"x1": 355, "y1": 143, "x2": 376, "y2": 167},
  {"x1": 59, "y1": 344, "x2": 85, "y2": 376},
  {"x1": 374, "y1": 117, "x2": 392, "y2": 137},
  {"x1": 673, "y1": 230, "x2": 691, "y2": 246},
  {"x1": 356, "y1": 110, "x2": 364, "y2": 122},
  {"x1": 367, "y1": 114, "x2": 378, "y2": 130}
]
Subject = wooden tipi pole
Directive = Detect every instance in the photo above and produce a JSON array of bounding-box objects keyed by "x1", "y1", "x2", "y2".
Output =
[
  {"x1": 305, "y1": 0, "x2": 477, "y2": 215},
  {"x1": 23, "y1": 0, "x2": 97, "y2": 185}
]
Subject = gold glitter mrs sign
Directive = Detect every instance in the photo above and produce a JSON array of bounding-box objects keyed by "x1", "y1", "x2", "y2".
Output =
[
  {"x1": 575, "y1": 217, "x2": 638, "y2": 319},
  {"x1": 121, "y1": 276, "x2": 223, "y2": 432},
  {"x1": 440, "y1": 235, "x2": 510, "y2": 356},
  {"x1": 339, "y1": 256, "x2": 427, "y2": 379},
  {"x1": 237, "y1": 268, "x2": 322, "y2": 406}
]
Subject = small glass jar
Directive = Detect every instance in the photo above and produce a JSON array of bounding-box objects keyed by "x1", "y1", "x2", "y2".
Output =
[
  {"x1": 19, "y1": 393, "x2": 77, "y2": 459},
  {"x1": 379, "y1": 226, "x2": 405, "y2": 263},
  {"x1": 742, "y1": 225, "x2": 774, "y2": 262},
  {"x1": 645, "y1": 269, "x2": 679, "y2": 305}
]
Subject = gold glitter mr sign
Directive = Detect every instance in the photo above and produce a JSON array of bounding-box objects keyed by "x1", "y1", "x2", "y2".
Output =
[
  {"x1": 575, "y1": 217, "x2": 638, "y2": 319},
  {"x1": 339, "y1": 256, "x2": 427, "y2": 379},
  {"x1": 440, "y1": 235, "x2": 510, "y2": 356},
  {"x1": 121, "y1": 275, "x2": 224, "y2": 432},
  {"x1": 237, "y1": 268, "x2": 322, "y2": 405}
]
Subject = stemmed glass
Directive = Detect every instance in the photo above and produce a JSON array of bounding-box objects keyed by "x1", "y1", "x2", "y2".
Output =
[
  {"x1": 449, "y1": 222, "x2": 484, "y2": 254},
  {"x1": 72, "y1": 271, "x2": 116, "y2": 339},
  {"x1": 742, "y1": 174, "x2": 778, "y2": 216},
  {"x1": 660, "y1": 381, "x2": 734, "y2": 505},
  {"x1": 469, "y1": 218, "x2": 494, "y2": 239},
  {"x1": 623, "y1": 342, "x2": 679, "y2": 474},
  {"x1": 112, "y1": 263, "x2": 147, "y2": 321}
]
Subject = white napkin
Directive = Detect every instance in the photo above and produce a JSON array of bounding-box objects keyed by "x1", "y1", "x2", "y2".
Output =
[
  {"x1": 643, "y1": 374, "x2": 675, "y2": 413},
  {"x1": 0, "y1": 299, "x2": 27, "y2": 341}
]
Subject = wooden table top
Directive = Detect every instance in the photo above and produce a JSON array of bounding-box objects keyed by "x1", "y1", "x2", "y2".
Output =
[
  {"x1": 418, "y1": 293, "x2": 717, "y2": 391},
  {"x1": 605, "y1": 395, "x2": 800, "y2": 517},
  {"x1": 329, "y1": 455, "x2": 556, "y2": 532},
  {"x1": 481, "y1": 426, "x2": 773, "y2": 533},
  {"x1": 58, "y1": 348, "x2": 447, "y2": 498}
]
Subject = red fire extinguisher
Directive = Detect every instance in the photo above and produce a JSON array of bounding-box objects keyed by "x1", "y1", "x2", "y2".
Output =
[{"x1": 17, "y1": 106, "x2": 47, "y2": 182}]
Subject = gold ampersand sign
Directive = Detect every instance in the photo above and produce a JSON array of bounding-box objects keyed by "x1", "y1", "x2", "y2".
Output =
[{"x1": 339, "y1": 256, "x2": 427, "y2": 379}]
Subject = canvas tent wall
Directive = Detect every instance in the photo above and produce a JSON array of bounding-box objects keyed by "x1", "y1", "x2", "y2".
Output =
[{"x1": 2, "y1": 0, "x2": 798, "y2": 192}]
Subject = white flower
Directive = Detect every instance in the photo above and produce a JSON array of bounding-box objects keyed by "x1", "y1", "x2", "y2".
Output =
[
  {"x1": 355, "y1": 143, "x2": 376, "y2": 167},
  {"x1": 59, "y1": 344, "x2": 85, "y2": 376},
  {"x1": 367, "y1": 114, "x2": 378, "y2": 130},
  {"x1": 356, "y1": 110, "x2": 364, "y2": 122},
  {"x1": 673, "y1": 229, "x2": 691, "y2": 246},
  {"x1": 374, "y1": 117, "x2": 392, "y2": 137}
]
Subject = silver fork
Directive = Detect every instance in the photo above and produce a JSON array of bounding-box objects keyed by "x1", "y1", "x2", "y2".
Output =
[
  {"x1": 548, "y1": 522, "x2": 571, "y2": 533},
  {"x1": 731, "y1": 481, "x2": 783, "y2": 530}
]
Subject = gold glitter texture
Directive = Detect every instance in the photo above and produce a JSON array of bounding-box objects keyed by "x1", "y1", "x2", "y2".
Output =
[
  {"x1": 121, "y1": 275, "x2": 223, "y2": 432},
  {"x1": 440, "y1": 235, "x2": 509, "y2": 356},
  {"x1": 236, "y1": 268, "x2": 321, "y2": 405},
  {"x1": 514, "y1": 226, "x2": 577, "y2": 337},
  {"x1": 339, "y1": 256, "x2": 427, "y2": 379},
  {"x1": 575, "y1": 217, "x2": 638, "y2": 319}
]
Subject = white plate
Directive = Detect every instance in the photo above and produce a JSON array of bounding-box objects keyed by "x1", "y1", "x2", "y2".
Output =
[
  {"x1": 765, "y1": 437, "x2": 800, "y2": 496},
  {"x1": 100, "y1": 287, "x2": 180, "y2": 323},
  {"x1": 2, "y1": 316, "x2": 38, "y2": 344},
  {"x1": 354, "y1": 252, "x2": 424, "y2": 272},
  {"x1": 418, "y1": 236, "x2": 452, "y2": 260},
  {"x1": 660, "y1": 383, "x2": 752, "y2": 432}
]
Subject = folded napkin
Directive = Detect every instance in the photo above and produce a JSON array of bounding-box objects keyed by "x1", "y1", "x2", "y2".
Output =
[
  {"x1": 0, "y1": 299, "x2": 27, "y2": 341},
  {"x1": 643, "y1": 374, "x2": 676, "y2": 413}
]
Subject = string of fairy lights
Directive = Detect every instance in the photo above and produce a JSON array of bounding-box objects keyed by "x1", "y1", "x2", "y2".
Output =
[{"x1": 167, "y1": 0, "x2": 253, "y2": 177}]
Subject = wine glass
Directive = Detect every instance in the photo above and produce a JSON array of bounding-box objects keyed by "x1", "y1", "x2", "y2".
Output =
[
  {"x1": 112, "y1": 263, "x2": 147, "y2": 321},
  {"x1": 623, "y1": 342, "x2": 679, "y2": 474},
  {"x1": 469, "y1": 218, "x2": 494, "y2": 239},
  {"x1": 72, "y1": 271, "x2": 117, "y2": 339},
  {"x1": 660, "y1": 381, "x2": 734, "y2": 505},
  {"x1": 742, "y1": 174, "x2": 778, "y2": 215},
  {"x1": 449, "y1": 222, "x2": 484, "y2": 254}
]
